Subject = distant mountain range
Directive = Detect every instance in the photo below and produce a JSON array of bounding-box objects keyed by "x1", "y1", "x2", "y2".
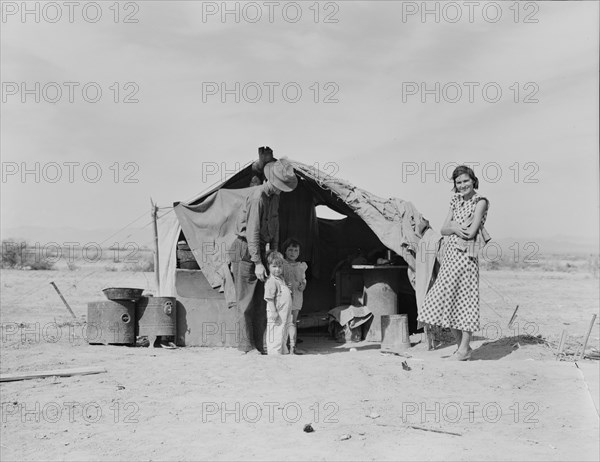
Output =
[
  {"x1": 491, "y1": 236, "x2": 598, "y2": 257},
  {"x1": 1, "y1": 226, "x2": 598, "y2": 255}
]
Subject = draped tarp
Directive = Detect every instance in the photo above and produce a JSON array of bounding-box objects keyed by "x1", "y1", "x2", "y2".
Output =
[
  {"x1": 290, "y1": 162, "x2": 429, "y2": 275},
  {"x1": 174, "y1": 187, "x2": 252, "y2": 290}
]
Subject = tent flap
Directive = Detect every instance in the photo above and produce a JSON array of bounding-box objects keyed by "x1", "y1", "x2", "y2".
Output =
[{"x1": 174, "y1": 187, "x2": 252, "y2": 290}]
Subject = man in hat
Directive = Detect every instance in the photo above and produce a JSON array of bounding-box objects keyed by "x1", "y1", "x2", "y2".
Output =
[{"x1": 231, "y1": 157, "x2": 298, "y2": 354}]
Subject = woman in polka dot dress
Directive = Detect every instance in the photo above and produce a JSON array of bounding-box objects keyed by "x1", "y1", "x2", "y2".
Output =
[{"x1": 418, "y1": 165, "x2": 490, "y2": 361}]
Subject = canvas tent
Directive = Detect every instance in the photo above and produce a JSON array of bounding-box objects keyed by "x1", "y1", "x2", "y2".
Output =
[{"x1": 156, "y1": 159, "x2": 437, "y2": 347}]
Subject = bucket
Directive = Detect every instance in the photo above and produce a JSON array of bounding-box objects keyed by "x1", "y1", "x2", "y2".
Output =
[
  {"x1": 363, "y1": 270, "x2": 400, "y2": 341},
  {"x1": 380, "y1": 314, "x2": 411, "y2": 354}
]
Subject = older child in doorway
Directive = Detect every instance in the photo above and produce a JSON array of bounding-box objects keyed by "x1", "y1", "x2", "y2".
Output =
[{"x1": 282, "y1": 238, "x2": 308, "y2": 355}]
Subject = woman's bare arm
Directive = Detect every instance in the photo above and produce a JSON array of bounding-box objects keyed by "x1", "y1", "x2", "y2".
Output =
[
  {"x1": 440, "y1": 208, "x2": 454, "y2": 236},
  {"x1": 461, "y1": 199, "x2": 488, "y2": 239},
  {"x1": 440, "y1": 207, "x2": 469, "y2": 239}
]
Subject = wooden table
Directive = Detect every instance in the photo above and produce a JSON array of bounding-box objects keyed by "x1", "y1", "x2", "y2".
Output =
[{"x1": 352, "y1": 265, "x2": 408, "y2": 341}]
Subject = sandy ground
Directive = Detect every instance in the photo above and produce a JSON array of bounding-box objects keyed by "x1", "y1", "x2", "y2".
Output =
[{"x1": 1, "y1": 268, "x2": 599, "y2": 461}]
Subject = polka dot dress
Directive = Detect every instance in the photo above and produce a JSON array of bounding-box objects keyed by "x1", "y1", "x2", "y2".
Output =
[{"x1": 418, "y1": 193, "x2": 489, "y2": 332}]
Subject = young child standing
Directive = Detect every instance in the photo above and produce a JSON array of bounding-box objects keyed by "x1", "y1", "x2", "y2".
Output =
[
  {"x1": 282, "y1": 238, "x2": 308, "y2": 355},
  {"x1": 263, "y1": 251, "x2": 293, "y2": 355}
]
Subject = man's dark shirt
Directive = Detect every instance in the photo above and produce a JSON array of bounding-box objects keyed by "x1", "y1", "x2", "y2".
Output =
[{"x1": 235, "y1": 183, "x2": 280, "y2": 264}]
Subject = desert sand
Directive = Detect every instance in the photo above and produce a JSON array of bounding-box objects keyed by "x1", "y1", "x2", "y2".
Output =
[{"x1": 1, "y1": 268, "x2": 599, "y2": 461}]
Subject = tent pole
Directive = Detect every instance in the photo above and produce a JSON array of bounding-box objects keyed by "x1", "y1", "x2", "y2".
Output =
[{"x1": 151, "y1": 198, "x2": 160, "y2": 294}]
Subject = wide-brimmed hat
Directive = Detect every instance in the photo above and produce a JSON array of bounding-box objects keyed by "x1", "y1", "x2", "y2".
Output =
[{"x1": 264, "y1": 158, "x2": 298, "y2": 192}]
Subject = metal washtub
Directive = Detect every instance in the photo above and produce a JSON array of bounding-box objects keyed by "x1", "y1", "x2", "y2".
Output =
[
  {"x1": 102, "y1": 287, "x2": 144, "y2": 301},
  {"x1": 87, "y1": 300, "x2": 136, "y2": 345},
  {"x1": 136, "y1": 296, "x2": 177, "y2": 345}
]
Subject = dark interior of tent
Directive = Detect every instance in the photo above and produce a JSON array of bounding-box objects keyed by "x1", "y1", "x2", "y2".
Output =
[{"x1": 177, "y1": 163, "x2": 420, "y2": 339}]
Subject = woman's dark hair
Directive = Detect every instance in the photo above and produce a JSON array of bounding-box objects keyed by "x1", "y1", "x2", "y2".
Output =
[
  {"x1": 281, "y1": 237, "x2": 302, "y2": 254},
  {"x1": 452, "y1": 165, "x2": 479, "y2": 192}
]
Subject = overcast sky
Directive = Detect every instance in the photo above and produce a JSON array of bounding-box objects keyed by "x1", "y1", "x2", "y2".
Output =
[{"x1": 1, "y1": 1, "x2": 598, "y2": 246}]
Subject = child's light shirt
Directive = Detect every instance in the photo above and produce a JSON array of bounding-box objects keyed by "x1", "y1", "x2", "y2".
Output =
[{"x1": 264, "y1": 275, "x2": 293, "y2": 316}]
